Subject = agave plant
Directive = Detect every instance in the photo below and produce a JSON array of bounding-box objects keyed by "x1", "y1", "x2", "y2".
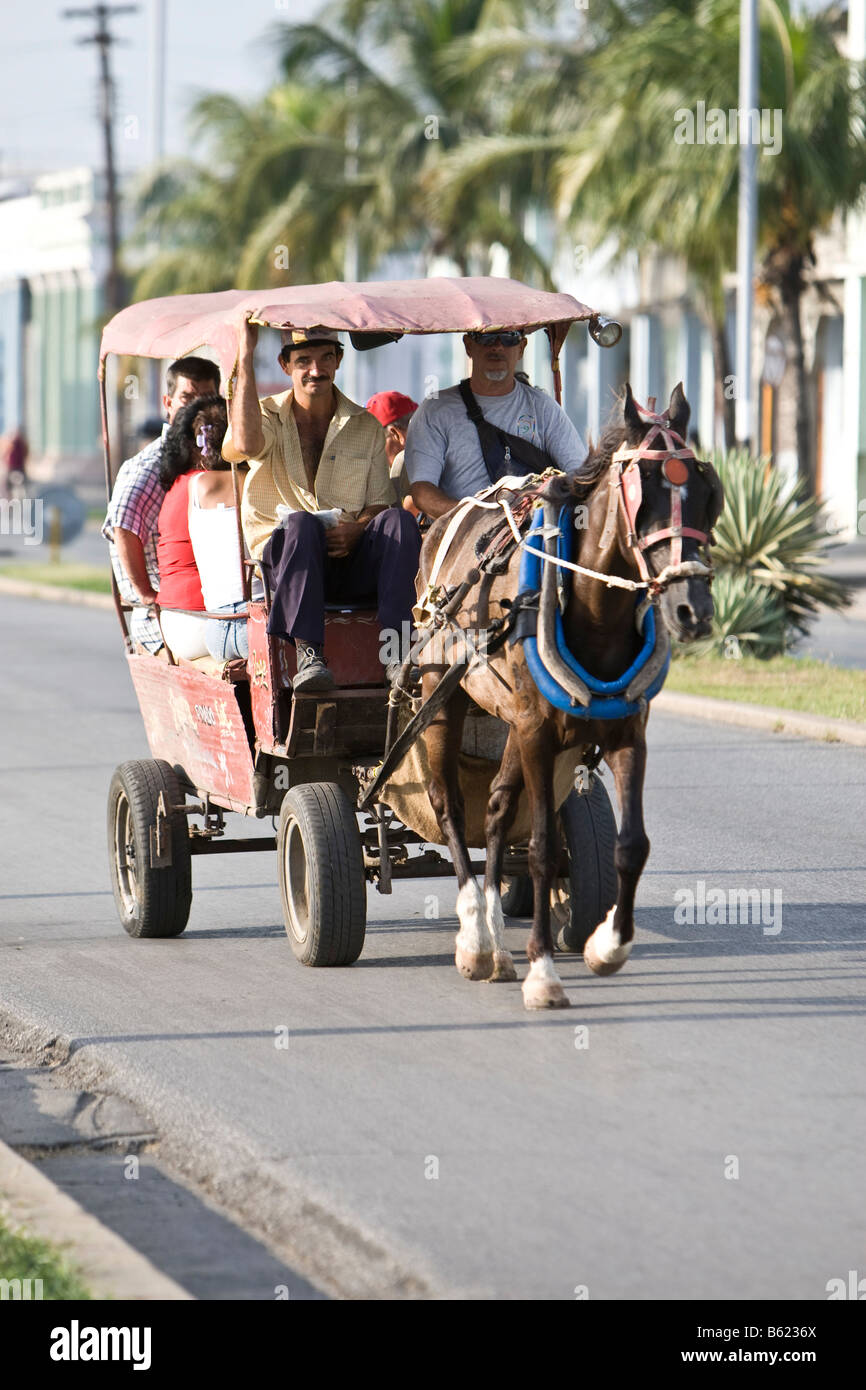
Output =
[
  {"x1": 709, "y1": 449, "x2": 851, "y2": 639},
  {"x1": 687, "y1": 570, "x2": 788, "y2": 660}
]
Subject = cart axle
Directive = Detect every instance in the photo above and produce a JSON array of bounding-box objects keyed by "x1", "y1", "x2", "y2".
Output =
[{"x1": 188, "y1": 836, "x2": 278, "y2": 855}]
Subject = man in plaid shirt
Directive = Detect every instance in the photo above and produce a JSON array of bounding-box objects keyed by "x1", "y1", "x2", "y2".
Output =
[{"x1": 103, "y1": 357, "x2": 220, "y2": 650}]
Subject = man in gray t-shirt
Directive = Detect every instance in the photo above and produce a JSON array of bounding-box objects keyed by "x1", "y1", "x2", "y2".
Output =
[{"x1": 404, "y1": 329, "x2": 588, "y2": 520}]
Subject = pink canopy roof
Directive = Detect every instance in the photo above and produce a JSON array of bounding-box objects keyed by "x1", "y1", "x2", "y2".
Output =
[{"x1": 99, "y1": 277, "x2": 598, "y2": 382}]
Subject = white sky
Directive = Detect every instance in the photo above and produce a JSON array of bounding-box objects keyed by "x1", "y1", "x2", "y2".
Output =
[
  {"x1": 1, "y1": 0, "x2": 322, "y2": 179},
  {"x1": 1, "y1": 0, "x2": 840, "y2": 180}
]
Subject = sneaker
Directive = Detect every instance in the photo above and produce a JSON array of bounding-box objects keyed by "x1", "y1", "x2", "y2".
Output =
[{"x1": 293, "y1": 643, "x2": 335, "y2": 692}]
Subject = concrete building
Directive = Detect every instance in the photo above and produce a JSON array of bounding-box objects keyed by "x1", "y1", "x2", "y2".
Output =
[{"x1": 0, "y1": 167, "x2": 105, "y2": 485}]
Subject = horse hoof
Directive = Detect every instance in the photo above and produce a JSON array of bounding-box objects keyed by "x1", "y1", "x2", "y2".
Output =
[
  {"x1": 522, "y1": 980, "x2": 570, "y2": 1010},
  {"x1": 522, "y1": 954, "x2": 569, "y2": 1008},
  {"x1": 456, "y1": 948, "x2": 494, "y2": 981},
  {"x1": 486, "y1": 950, "x2": 517, "y2": 983},
  {"x1": 583, "y1": 938, "x2": 629, "y2": 976}
]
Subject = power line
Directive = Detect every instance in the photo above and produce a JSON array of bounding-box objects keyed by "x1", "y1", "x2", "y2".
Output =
[{"x1": 62, "y1": 4, "x2": 139, "y2": 316}]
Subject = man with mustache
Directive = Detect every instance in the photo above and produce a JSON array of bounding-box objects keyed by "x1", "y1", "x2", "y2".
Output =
[
  {"x1": 223, "y1": 319, "x2": 421, "y2": 691},
  {"x1": 405, "y1": 329, "x2": 588, "y2": 520}
]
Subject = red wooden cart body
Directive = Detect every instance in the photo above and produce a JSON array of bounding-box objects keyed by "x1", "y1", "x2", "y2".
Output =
[{"x1": 130, "y1": 602, "x2": 387, "y2": 814}]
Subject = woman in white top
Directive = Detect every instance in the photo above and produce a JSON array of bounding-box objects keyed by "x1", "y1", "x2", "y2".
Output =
[
  {"x1": 187, "y1": 409, "x2": 262, "y2": 660},
  {"x1": 189, "y1": 463, "x2": 263, "y2": 660}
]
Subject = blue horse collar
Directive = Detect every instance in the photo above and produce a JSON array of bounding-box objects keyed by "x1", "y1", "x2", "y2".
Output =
[{"x1": 516, "y1": 507, "x2": 670, "y2": 718}]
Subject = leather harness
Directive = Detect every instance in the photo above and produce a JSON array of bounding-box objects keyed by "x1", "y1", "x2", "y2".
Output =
[{"x1": 607, "y1": 399, "x2": 715, "y2": 594}]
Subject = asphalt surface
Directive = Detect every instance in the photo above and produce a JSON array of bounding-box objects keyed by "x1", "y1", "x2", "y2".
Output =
[{"x1": 0, "y1": 595, "x2": 864, "y2": 1299}]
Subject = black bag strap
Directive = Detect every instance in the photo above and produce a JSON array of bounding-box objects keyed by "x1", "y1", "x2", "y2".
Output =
[
  {"x1": 458, "y1": 378, "x2": 554, "y2": 484},
  {"x1": 458, "y1": 377, "x2": 486, "y2": 426}
]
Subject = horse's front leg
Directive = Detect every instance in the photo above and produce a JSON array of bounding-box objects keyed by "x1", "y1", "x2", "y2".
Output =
[
  {"x1": 584, "y1": 728, "x2": 649, "y2": 976},
  {"x1": 423, "y1": 683, "x2": 494, "y2": 980},
  {"x1": 481, "y1": 729, "x2": 523, "y2": 983},
  {"x1": 520, "y1": 726, "x2": 569, "y2": 1009}
]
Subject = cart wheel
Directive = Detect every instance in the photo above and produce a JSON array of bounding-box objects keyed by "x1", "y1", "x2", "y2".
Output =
[
  {"x1": 107, "y1": 760, "x2": 192, "y2": 939},
  {"x1": 555, "y1": 780, "x2": 618, "y2": 953},
  {"x1": 499, "y1": 782, "x2": 618, "y2": 943},
  {"x1": 277, "y1": 783, "x2": 366, "y2": 966},
  {"x1": 500, "y1": 873, "x2": 533, "y2": 917}
]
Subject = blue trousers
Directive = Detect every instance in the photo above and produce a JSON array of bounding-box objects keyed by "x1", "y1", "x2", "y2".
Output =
[
  {"x1": 262, "y1": 507, "x2": 422, "y2": 647},
  {"x1": 205, "y1": 600, "x2": 249, "y2": 660}
]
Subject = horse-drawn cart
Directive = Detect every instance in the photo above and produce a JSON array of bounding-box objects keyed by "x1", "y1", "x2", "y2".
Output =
[{"x1": 101, "y1": 277, "x2": 621, "y2": 965}]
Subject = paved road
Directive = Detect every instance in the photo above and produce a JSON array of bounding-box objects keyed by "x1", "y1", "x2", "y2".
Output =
[
  {"x1": 0, "y1": 596, "x2": 864, "y2": 1299},
  {"x1": 799, "y1": 539, "x2": 866, "y2": 669}
]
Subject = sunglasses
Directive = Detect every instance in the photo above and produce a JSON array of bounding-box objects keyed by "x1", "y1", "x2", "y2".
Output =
[{"x1": 468, "y1": 331, "x2": 524, "y2": 347}]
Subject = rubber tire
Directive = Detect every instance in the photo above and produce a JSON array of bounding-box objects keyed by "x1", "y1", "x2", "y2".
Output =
[
  {"x1": 277, "y1": 783, "x2": 366, "y2": 966},
  {"x1": 556, "y1": 780, "x2": 618, "y2": 953},
  {"x1": 107, "y1": 760, "x2": 192, "y2": 939},
  {"x1": 500, "y1": 873, "x2": 534, "y2": 918}
]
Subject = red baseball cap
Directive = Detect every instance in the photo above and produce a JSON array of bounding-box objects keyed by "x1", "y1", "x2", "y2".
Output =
[{"x1": 365, "y1": 390, "x2": 418, "y2": 428}]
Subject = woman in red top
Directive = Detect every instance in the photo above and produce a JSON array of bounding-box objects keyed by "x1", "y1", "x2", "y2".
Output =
[{"x1": 155, "y1": 397, "x2": 224, "y2": 659}]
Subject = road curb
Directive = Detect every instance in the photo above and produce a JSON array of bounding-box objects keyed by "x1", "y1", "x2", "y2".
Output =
[
  {"x1": 0, "y1": 577, "x2": 114, "y2": 610},
  {"x1": 655, "y1": 689, "x2": 866, "y2": 746},
  {"x1": 0, "y1": 1137, "x2": 192, "y2": 1301}
]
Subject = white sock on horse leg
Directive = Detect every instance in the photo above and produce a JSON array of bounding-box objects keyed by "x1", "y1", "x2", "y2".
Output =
[
  {"x1": 524, "y1": 953, "x2": 561, "y2": 985},
  {"x1": 484, "y1": 885, "x2": 507, "y2": 951},
  {"x1": 521, "y1": 951, "x2": 569, "y2": 1008},
  {"x1": 587, "y1": 905, "x2": 632, "y2": 965},
  {"x1": 455, "y1": 881, "x2": 491, "y2": 957}
]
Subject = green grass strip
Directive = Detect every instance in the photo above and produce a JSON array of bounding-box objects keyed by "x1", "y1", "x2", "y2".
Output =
[
  {"x1": 0, "y1": 1213, "x2": 92, "y2": 1300},
  {"x1": 667, "y1": 653, "x2": 866, "y2": 724},
  {"x1": 0, "y1": 564, "x2": 111, "y2": 595}
]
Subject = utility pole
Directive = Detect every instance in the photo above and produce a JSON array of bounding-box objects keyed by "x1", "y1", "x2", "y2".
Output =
[
  {"x1": 63, "y1": 4, "x2": 139, "y2": 318},
  {"x1": 150, "y1": 0, "x2": 166, "y2": 164},
  {"x1": 735, "y1": 0, "x2": 758, "y2": 449}
]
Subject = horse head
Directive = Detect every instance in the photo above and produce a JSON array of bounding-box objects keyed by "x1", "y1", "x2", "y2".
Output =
[{"x1": 614, "y1": 382, "x2": 724, "y2": 642}]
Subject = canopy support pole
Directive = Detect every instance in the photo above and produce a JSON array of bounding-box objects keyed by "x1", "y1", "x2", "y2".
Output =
[
  {"x1": 229, "y1": 458, "x2": 251, "y2": 602},
  {"x1": 100, "y1": 361, "x2": 132, "y2": 649}
]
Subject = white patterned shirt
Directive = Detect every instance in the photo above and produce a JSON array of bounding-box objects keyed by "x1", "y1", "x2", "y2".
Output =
[{"x1": 102, "y1": 426, "x2": 169, "y2": 601}]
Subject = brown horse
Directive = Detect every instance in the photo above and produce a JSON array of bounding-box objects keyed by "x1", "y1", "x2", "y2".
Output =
[{"x1": 416, "y1": 383, "x2": 724, "y2": 1008}]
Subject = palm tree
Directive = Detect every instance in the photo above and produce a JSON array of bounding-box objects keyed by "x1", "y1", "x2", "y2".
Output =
[
  {"x1": 272, "y1": 0, "x2": 562, "y2": 280},
  {"x1": 432, "y1": 0, "x2": 866, "y2": 468},
  {"x1": 128, "y1": 0, "x2": 565, "y2": 297},
  {"x1": 129, "y1": 84, "x2": 348, "y2": 296}
]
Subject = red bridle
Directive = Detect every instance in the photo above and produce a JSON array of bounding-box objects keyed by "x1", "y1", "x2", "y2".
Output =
[{"x1": 609, "y1": 399, "x2": 714, "y2": 594}]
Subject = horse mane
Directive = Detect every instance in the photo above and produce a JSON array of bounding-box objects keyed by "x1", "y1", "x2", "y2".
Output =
[{"x1": 541, "y1": 398, "x2": 631, "y2": 508}]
